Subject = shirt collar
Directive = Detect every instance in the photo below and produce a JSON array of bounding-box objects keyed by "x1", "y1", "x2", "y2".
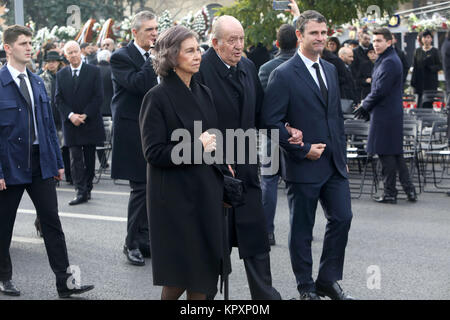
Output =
[
  {"x1": 6, "y1": 63, "x2": 28, "y2": 81},
  {"x1": 297, "y1": 49, "x2": 321, "y2": 69},
  {"x1": 133, "y1": 41, "x2": 150, "y2": 58},
  {"x1": 70, "y1": 61, "x2": 83, "y2": 73},
  {"x1": 216, "y1": 52, "x2": 231, "y2": 69}
]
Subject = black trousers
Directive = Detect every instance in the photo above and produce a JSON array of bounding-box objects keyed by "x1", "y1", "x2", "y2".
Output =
[
  {"x1": 286, "y1": 170, "x2": 353, "y2": 293},
  {"x1": 227, "y1": 207, "x2": 281, "y2": 300},
  {"x1": 378, "y1": 154, "x2": 415, "y2": 197},
  {"x1": 0, "y1": 146, "x2": 70, "y2": 289},
  {"x1": 61, "y1": 146, "x2": 71, "y2": 182},
  {"x1": 69, "y1": 145, "x2": 96, "y2": 196},
  {"x1": 126, "y1": 181, "x2": 150, "y2": 251}
]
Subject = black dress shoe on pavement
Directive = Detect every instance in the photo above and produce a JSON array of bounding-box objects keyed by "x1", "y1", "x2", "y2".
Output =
[
  {"x1": 123, "y1": 245, "x2": 145, "y2": 266},
  {"x1": 447, "y1": 191, "x2": 450, "y2": 197},
  {"x1": 373, "y1": 194, "x2": 397, "y2": 204},
  {"x1": 34, "y1": 217, "x2": 43, "y2": 238},
  {"x1": 69, "y1": 194, "x2": 88, "y2": 206},
  {"x1": 299, "y1": 292, "x2": 321, "y2": 300},
  {"x1": 316, "y1": 281, "x2": 355, "y2": 300},
  {"x1": 87, "y1": 192, "x2": 91, "y2": 200},
  {"x1": 268, "y1": 233, "x2": 276, "y2": 246},
  {"x1": 58, "y1": 284, "x2": 95, "y2": 298},
  {"x1": 406, "y1": 189, "x2": 417, "y2": 202},
  {"x1": 0, "y1": 280, "x2": 20, "y2": 296}
]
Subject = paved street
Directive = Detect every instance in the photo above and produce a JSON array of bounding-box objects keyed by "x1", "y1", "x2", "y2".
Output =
[{"x1": 1, "y1": 174, "x2": 449, "y2": 300}]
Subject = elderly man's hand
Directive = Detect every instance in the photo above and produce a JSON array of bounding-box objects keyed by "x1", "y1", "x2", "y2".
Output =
[{"x1": 0, "y1": 179, "x2": 6, "y2": 191}]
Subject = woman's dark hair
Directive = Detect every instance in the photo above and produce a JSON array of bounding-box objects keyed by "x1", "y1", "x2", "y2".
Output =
[
  {"x1": 326, "y1": 37, "x2": 341, "y2": 53},
  {"x1": 153, "y1": 25, "x2": 198, "y2": 77}
]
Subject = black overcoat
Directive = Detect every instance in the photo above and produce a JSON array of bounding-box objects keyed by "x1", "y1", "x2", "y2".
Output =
[
  {"x1": 195, "y1": 48, "x2": 270, "y2": 259},
  {"x1": 139, "y1": 72, "x2": 227, "y2": 296},
  {"x1": 55, "y1": 63, "x2": 105, "y2": 147},
  {"x1": 411, "y1": 47, "x2": 442, "y2": 94},
  {"x1": 110, "y1": 41, "x2": 158, "y2": 182}
]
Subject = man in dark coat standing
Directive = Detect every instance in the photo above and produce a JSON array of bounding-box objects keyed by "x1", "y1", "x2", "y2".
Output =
[
  {"x1": 258, "y1": 23, "x2": 298, "y2": 246},
  {"x1": 262, "y1": 11, "x2": 354, "y2": 300},
  {"x1": 354, "y1": 28, "x2": 417, "y2": 204},
  {"x1": 55, "y1": 40, "x2": 105, "y2": 205},
  {"x1": 351, "y1": 30, "x2": 372, "y2": 99},
  {"x1": 110, "y1": 11, "x2": 158, "y2": 266},
  {"x1": 195, "y1": 16, "x2": 287, "y2": 300},
  {"x1": 337, "y1": 46, "x2": 359, "y2": 105}
]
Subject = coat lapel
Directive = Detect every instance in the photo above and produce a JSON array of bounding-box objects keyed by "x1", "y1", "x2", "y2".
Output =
[
  {"x1": 293, "y1": 54, "x2": 327, "y2": 107},
  {"x1": 126, "y1": 41, "x2": 145, "y2": 69}
]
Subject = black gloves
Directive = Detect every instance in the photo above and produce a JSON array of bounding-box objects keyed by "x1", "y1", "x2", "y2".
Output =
[{"x1": 353, "y1": 105, "x2": 370, "y2": 121}]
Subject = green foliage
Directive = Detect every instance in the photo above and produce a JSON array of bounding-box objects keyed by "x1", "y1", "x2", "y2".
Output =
[{"x1": 216, "y1": 0, "x2": 407, "y2": 47}]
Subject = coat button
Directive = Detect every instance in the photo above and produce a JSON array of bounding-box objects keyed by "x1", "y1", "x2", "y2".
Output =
[
  {"x1": 17, "y1": 165, "x2": 20, "y2": 169},
  {"x1": 19, "y1": 108, "x2": 22, "y2": 111},
  {"x1": 18, "y1": 137, "x2": 22, "y2": 141}
]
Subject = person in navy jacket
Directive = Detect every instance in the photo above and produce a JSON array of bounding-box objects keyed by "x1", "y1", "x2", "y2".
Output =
[
  {"x1": 0, "y1": 25, "x2": 93, "y2": 298},
  {"x1": 354, "y1": 28, "x2": 417, "y2": 203},
  {"x1": 262, "y1": 10, "x2": 354, "y2": 300}
]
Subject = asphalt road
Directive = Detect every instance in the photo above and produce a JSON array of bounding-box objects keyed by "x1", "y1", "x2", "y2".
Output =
[{"x1": 1, "y1": 173, "x2": 449, "y2": 300}]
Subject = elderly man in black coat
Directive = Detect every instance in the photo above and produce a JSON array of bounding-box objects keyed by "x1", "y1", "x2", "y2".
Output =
[
  {"x1": 354, "y1": 28, "x2": 417, "y2": 204},
  {"x1": 195, "y1": 15, "x2": 303, "y2": 300},
  {"x1": 55, "y1": 40, "x2": 105, "y2": 205},
  {"x1": 110, "y1": 11, "x2": 158, "y2": 266}
]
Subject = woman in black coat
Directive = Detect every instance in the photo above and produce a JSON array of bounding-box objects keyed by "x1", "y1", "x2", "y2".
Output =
[
  {"x1": 358, "y1": 45, "x2": 377, "y2": 100},
  {"x1": 411, "y1": 29, "x2": 443, "y2": 108},
  {"x1": 139, "y1": 25, "x2": 229, "y2": 300}
]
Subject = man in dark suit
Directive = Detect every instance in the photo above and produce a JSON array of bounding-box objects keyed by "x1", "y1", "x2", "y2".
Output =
[
  {"x1": 262, "y1": 10, "x2": 354, "y2": 300},
  {"x1": 0, "y1": 25, "x2": 93, "y2": 298},
  {"x1": 354, "y1": 28, "x2": 417, "y2": 203},
  {"x1": 258, "y1": 23, "x2": 298, "y2": 246},
  {"x1": 110, "y1": 11, "x2": 158, "y2": 266},
  {"x1": 351, "y1": 30, "x2": 371, "y2": 99},
  {"x1": 338, "y1": 46, "x2": 359, "y2": 105},
  {"x1": 55, "y1": 40, "x2": 105, "y2": 205},
  {"x1": 195, "y1": 15, "x2": 292, "y2": 300}
]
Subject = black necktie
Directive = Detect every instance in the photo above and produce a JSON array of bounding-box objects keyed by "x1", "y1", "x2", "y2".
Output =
[
  {"x1": 144, "y1": 52, "x2": 150, "y2": 61},
  {"x1": 18, "y1": 73, "x2": 36, "y2": 143},
  {"x1": 312, "y1": 63, "x2": 328, "y2": 105},
  {"x1": 73, "y1": 69, "x2": 79, "y2": 88}
]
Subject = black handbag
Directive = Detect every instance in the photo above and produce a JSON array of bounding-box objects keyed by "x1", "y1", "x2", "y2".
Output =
[{"x1": 223, "y1": 174, "x2": 245, "y2": 208}]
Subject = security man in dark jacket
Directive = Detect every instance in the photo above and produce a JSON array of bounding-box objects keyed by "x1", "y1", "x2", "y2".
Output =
[
  {"x1": 0, "y1": 25, "x2": 93, "y2": 298},
  {"x1": 354, "y1": 28, "x2": 417, "y2": 204}
]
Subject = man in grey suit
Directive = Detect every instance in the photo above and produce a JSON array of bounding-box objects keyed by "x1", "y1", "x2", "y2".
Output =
[{"x1": 258, "y1": 24, "x2": 298, "y2": 246}]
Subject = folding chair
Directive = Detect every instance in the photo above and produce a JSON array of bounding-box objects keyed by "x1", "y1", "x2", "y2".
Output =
[{"x1": 93, "y1": 116, "x2": 113, "y2": 184}]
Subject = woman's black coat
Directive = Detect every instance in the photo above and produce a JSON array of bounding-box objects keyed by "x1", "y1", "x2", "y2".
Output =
[
  {"x1": 139, "y1": 72, "x2": 227, "y2": 296},
  {"x1": 411, "y1": 47, "x2": 442, "y2": 94}
]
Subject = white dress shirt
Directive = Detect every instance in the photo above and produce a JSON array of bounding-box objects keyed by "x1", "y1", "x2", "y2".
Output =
[
  {"x1": 298, "y1": 49, "x2": 328, "y2": 90},
  {"x1": 6, "y1": 64, "x2": 39, "y2": 144},
  {"x1": 68, "y1": 62, "x2": 83, "y2": 119}
]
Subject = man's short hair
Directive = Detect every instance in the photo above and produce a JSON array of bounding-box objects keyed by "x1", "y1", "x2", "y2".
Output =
[
  {"x1": 421, "y1": 29, "x2": 433, "y2": 39},
  {"x1": 373, "y1": 28, "x2": 393, "y2": 41},
  {"x1": 131, "y1": 11, "x2": 156, "y2": 31},
  {"x1": 80, "y1": 42, "x2": 90, "y2": 50},
  {"x1": 2, "y1": 25, "x2": 33, "y2": 45},
  {"x1": 277, "y1": 24, "x2": 297, "y2": 51},
  {"x1": 295, "y1": 10, "x2": 327, "y2": 35}
]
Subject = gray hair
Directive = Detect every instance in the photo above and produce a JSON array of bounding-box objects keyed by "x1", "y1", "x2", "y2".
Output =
[
  {"x1": 97, "y1": 49, "x2": 111, "y2": 63},
  {"x1": 210, "y1": 15, "x2": 242, "y2": 44},
  {"x1": 153, "y1": 25, "x2": 198, "y2": 78},
  {"x1": 63, "y1": 40, "x2": 80, "y2": 54},
  {"x1": 131, "y1": 11, "x2": 156, "y2": 31},
  {"x1": 295, "y1": 10, "x2": 327, "y2": 35}
]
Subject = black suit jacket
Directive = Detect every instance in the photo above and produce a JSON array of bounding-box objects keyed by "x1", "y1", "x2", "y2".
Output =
[
  {"x1": 55, "y1": 63, "x2": 105, "y2": 147},
  {"x1": 110, "y1": 40, "x2": 158, "y2": 182},
  {"x1": 195, "y1": 48, "x2": 269, "y2": 258},
  {"x1": 98, "y1": 61, "x2": 113, "y2": 116}
]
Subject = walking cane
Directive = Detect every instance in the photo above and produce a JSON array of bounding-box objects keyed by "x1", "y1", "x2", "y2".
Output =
[{"x1": 221, "y1": 206, "x2": 231, "y2": 300}]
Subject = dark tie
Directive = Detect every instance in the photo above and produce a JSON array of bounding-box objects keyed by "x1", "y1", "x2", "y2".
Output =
[
  {"x1": 18, "y1": 73, "x2": 36, "y2": 143},
  {"x1": 312, "y1": 63, "x2": 328, "y2": 105},
  {"x1": 144, "y1": 52, "x2": 150, "y2": 61},
  {"x1": 73, "y1": 69, "x2": 79, "y2": 88}
]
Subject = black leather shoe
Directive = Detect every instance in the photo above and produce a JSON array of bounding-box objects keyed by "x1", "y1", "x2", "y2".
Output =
[
  {"x1": 373, "y1": 195, "x2": 397, "y2": 204},
  {"x1": 316, "y1": 281, "x2": 355, "y2": 300},
  {"x1": 406, "y1": 189, "x2": 417, "y2": 202},
  {"x1": 123, "y1": 245, "x2": 145, "y2": 266},
  {"x1": 69, "y1": 194, "x2": 88, "y2": 206},
  {"x1": 447, "y1": 191, "x2": 450, "y2": 197},
  {"x1": 299, "y1": 291, "x2": 321, "y2": 300},
  {"x1": 268, "y1": 233, "x2": 276, "y2": 246},
  {"x1": 34, "y1": 217, "x2": 43, "y2": 238},
  {"x1": 58, "y1": 284, "x2": 94, "y2": 298},
  {"x1": 0, "y1": 280, "x2": 20, "y2": 296},
  {"x1": 87, "y1": 192, "x2": 91, "y2": 200}
]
